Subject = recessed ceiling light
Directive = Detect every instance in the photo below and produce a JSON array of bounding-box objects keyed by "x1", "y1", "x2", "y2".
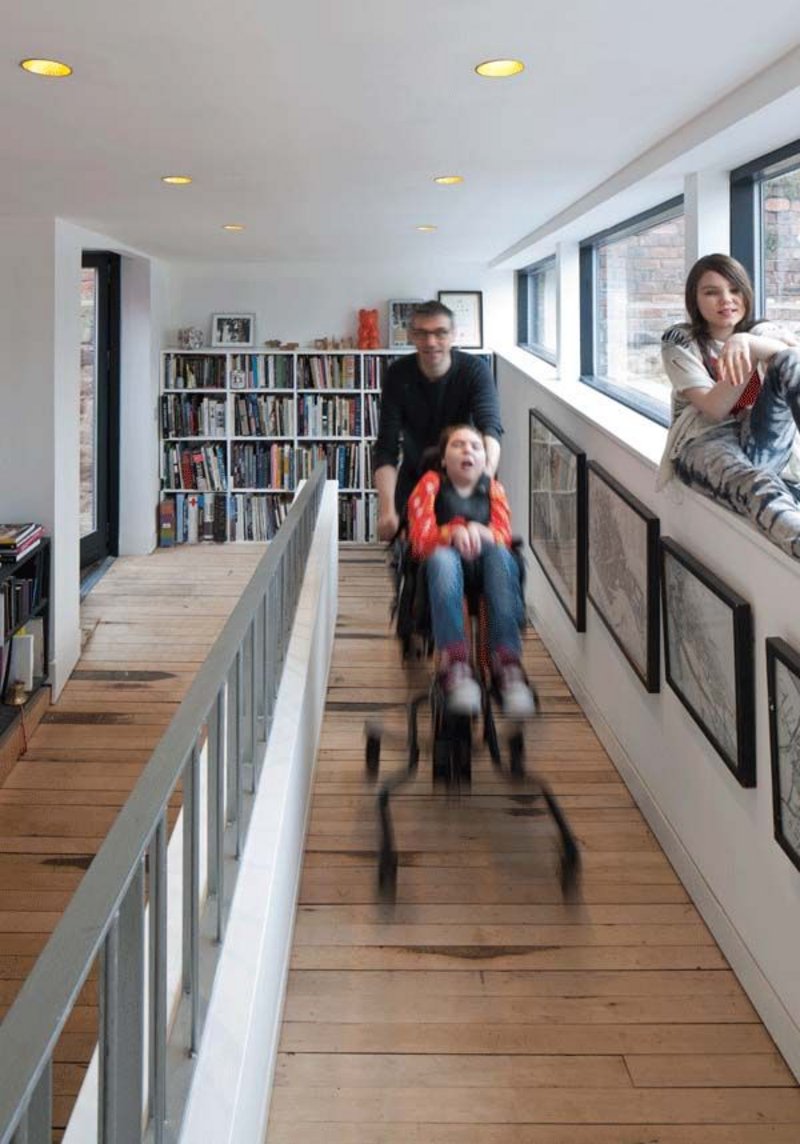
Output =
[
  {"x1": 20, "y1": 58, "x2": 72, "y2": 77},
  {"x1": 434, "y1": 175, "x2": 464, "y2": 185},
  {"x1": 161, "y1": 175, "x2": 193, "y2": 185},
  {"x1": 416, "y1": 225, "x2": 437, "y2": 233},
  {"x1": 475, "y1": 58, "x2": 524, "y2": 78},
  {"x1": 222, "y1": 223, "x2": 245, "y2": 231}
]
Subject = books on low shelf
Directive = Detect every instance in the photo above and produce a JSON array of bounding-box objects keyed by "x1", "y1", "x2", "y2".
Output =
[{"x1": 0, "y1": 524, "x2": 44, "y2": 564}]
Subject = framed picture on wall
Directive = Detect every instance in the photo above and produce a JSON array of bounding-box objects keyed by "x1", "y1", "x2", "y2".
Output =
[
  {"x1": 438, "y1": 290, "x2": 483, "y2": 348},
  {"x1": 528, "y1": 409, "x2": 587, "y2": 631},
  {"x1": 661, "y1": 537, "x2": 755, "y2": 787},
  {"x1": 587, "y1": 462, "x2": 660, "y2": 692},
  {"x1": 388, "y1": 299, "x2": 422, "y2": 350},
  {"x1": 210, "y1": 313, "x2": 255, "y2": 348},
  {"x1": 766, "y1": 637, "x2": 800, "y2": 869}
]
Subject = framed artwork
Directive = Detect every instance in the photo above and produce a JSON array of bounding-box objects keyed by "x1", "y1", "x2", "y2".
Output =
[
  {"x1": 438, "y1": 290, "x2": 483, "y2": 348},
  {"x1": 387, "y1": 299, "x2": 422, "y2": 350},
  {"x1": 587, "y1": 462, "x2": 660, "y2": 692},
  {"x1": 528, "y1": 409, "x2": 587, "y2": 631},
  {"x1": 661, "y1": 538, "x2": 755, "y2": 787},
  {"x1": 210, "y1": 313, "x2": 255, "y2": 348},
  {"x1": 766, "y1": 637, "x2": 800, "y2": 869}
]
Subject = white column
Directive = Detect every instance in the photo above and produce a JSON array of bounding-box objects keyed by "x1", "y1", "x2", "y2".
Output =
[
  {"x1": 556, "y1": 240, "x2": 581, "y2": 382},
  {"x1": 684, "y1": 170, "x2": 731, "y2": 267}
]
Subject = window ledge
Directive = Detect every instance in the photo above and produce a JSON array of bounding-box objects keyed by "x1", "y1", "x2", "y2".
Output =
[{"x1": 499, "y1": 345, "x2": 667, "y2": 469}]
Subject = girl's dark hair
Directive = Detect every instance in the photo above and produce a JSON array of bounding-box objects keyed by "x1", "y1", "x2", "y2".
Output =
[{"x1": 685, "y1": 254, "x2": 755, "y2": 350}]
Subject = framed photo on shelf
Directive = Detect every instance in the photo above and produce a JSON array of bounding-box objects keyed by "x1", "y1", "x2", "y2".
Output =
[
  {"x1": 438, "y1": 290, "x2": 483, "y2": 348},
  {"x1": 388, "y1": 299, "x2": 422, "y2": 350},
  {"x1": 528, "y1": 409, "x2": 587, "y2": 631},
  {"x1": 766, "y1": 637, "x2": 800, "y2": 868},
  {"x1": 587, "y1": 462, "x2": 660, "y2": 692},
  {"x1": 661, "y1": 537, "x2": 755, "y2": 787},
  {"x1": 210, "y1": 313, "x2": 255, "y2": 348}
]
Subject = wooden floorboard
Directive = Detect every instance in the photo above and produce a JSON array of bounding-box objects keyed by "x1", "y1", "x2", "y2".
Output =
[
  {"x1": 267, "y1": 545, "x2": 800, "y2": 1143},
  {"x1": 0, "y1": 544, "x2": 264, "y2": 1137}
]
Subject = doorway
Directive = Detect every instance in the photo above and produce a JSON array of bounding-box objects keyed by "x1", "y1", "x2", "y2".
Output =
[{"x1": 80, "y1": 252, "x2": 120, "y2": 574}]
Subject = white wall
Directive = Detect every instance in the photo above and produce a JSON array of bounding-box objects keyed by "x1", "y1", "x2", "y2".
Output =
[
  {"x1": 162, "y1": 258, "x2": 513, "y2": 349},
  {"x1": 496, "y1": 353, "x2": 800, "y2": 1077}
]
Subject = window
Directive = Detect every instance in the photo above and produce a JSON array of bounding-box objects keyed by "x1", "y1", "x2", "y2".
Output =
[
  {"x1": 732, "y1": 139, "x2": 800, "y2": 337},
  {"x1": 517, "y1": 256, "x2": 557, "y2": 363},
  {"x1": 580, "y1": 198, "x2": 685, "y2": 424}
]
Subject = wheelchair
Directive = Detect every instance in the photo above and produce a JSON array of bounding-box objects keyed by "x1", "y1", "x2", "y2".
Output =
[{"x1": 364, "y1": 536, "x2": 581, "y2": 901}]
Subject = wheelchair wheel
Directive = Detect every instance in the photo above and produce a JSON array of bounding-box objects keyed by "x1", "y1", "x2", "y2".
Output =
[
  {"x1": 509, "y1": 730, "x2": 525, "y2": 778},
  {"x1": 365, "y1": 733, "x2": 381, "y2": 778},
  {"x1": 378, "y1": 849, "x2": 398, "y2": 899},
  {"x1": 483, "y1": 694, "x2": 501, "y2": 767}
]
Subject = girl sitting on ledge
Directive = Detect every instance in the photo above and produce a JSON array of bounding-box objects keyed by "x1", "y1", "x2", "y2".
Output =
[{"x1": 658, "y1": 252, "x2": 800, "y2": 559}]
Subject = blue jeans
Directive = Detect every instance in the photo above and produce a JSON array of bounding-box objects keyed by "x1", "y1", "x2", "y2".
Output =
[
  {"x1": 424, "y1": 544, "x2": 524, "y2": 657},
  {"x1": 674, "y1": 349, "x2": 800, "y2": 559}
]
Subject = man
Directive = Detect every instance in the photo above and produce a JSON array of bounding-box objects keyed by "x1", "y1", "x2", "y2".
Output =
[{"x1": 373, "y1": 300, "x2": 503, "y2": 540}]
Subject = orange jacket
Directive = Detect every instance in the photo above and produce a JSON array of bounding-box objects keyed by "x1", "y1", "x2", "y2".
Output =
[{"x1": 407, "y1": 470, "x2": 513, "y2": 560}]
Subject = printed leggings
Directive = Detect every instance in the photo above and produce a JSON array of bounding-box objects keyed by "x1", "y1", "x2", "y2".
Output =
[{"x1": 674, "y1": 348, "x2": 800, "y2": 560}]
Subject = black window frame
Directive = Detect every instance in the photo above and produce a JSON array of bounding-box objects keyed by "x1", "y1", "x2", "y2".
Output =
[
  {"x1": 731, "y1": 136, "x2": 800, "y2": 318},
  {"x1": 579, "y1": 195, "x2": 684, "y2": 428},
  {"x1": 517, "y1": 255, "x2": 557, "y2": 365}
]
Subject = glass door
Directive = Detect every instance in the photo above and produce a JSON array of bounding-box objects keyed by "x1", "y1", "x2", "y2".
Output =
[{"x1": 80, "y1": 252, "x2": 120, "y2": 570}]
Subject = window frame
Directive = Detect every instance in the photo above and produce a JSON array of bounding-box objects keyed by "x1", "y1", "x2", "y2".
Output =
[
  {"x1": 579, "y1": 195, "x2": 684, "y2": 428},
  {"x1": 516, "y1": 255, "x2": 557, "y2": 365},
  {"x1": 731, "y1": 136, "x2": 800, "y2": 318}
]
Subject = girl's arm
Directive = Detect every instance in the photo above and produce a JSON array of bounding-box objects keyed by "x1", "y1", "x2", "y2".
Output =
[
  {"x1": 408, "y1": 472, "x2": 465, "y2": 559},
  {"x1": 716, "y1": 330, "x2": 795, "y2": 387}
]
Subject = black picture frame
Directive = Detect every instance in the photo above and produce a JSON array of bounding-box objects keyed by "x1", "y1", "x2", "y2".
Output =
[
  {"x1": 587, "y1": 462, "x2": 660, "y2": 692},
  {"x1": 437, "y1": 290, "x2": 483, "y2": 348},
  {"x1": 766, "y1": 637, "x2": 800, "y2": 870},
  {"x1": 661, "y1": 537, "x2": 755, "y2": 787},
  {"x1": 528, "y1": 410, "x2": 587, "y2": 631}
]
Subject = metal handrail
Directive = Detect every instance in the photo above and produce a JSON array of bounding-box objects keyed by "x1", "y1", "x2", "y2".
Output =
[{"x1": 0, "y1": 464, "x2": 327, "y2": 1144}]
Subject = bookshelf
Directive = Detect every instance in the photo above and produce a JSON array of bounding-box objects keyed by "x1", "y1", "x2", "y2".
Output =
[
  {"x1": 159, "y1": 348, "x2": 492, "y2": 544},
  {"x1": 0, "y1": 538, "x2": 50, "y2": 737}
]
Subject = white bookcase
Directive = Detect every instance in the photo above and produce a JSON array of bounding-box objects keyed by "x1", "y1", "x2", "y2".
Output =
[{"x1": 159, "y1": 347, "x2": 493, "y2": 545}]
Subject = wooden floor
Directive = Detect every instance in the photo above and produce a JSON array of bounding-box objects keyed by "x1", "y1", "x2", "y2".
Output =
[
  {"x1": 268, "y1": 545, "x2": 800, "y2": 1144},
  {"x1": 0, "y1": 545, "x2": 264, "y2": 1138}
]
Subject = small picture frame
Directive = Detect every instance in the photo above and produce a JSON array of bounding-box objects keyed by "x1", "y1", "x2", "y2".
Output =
[
  {"x1": 438, "y1": 290, "x2": 483, "y2": 348},
  {"x1": 661, "y1": 538, "x2": 755, "y2": 787},
  {"x1": 388, "y1": 299, "x2": 423, "y2": 350},
  {"x1": 528, "y1": 409, "x2": 587, "y2": 631},
  {"x1": 210, "y1": 313, "x2": 255, "y2": 348},
  {"x1": 587, "y1": 462, "x2": 660, "y2": 692},
  {"x1": 766, "y1": 637, "x2": 800, "y2": 869}
]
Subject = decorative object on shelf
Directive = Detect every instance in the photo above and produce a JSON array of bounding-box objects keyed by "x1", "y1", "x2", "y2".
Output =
[
  {"x1": 587, "y1": 462, "x2": 660, "y2": 692},
  {"x1": 358, "y1": 308, "x2": 380, "y2": 349},
  {"x1": 661, "y1": 537, "x2": 755, "y2": 787},
  {"x1": 264, "y1": 339, "x2": 282, "y2": 348},
  {"x1": 177, "y1": 326, "x2": 204, "y2": 350},
  {"x1": 388, "y1": 299, "x2": 422, "y2": 349},
  {"x1": 766, "y1": 637, "x2": 800, "y2": 871},
  {"x1": 230, "y1": 367, "x2": 247, "y2": 390},
  {"x1": 528, "y1": 410, "x2": 587, "y2": 632},
  {"x1": 438, "y1": 290, "x2": 483, "y2": 348},
  {"x1": 210, "y1": 313, "x2": 255, "y2": 348}
]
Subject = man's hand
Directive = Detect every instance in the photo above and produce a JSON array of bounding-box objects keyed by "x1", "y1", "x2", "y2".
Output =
[{"x1": 378, "y1": 508, "x2": 400, "y2": 542}]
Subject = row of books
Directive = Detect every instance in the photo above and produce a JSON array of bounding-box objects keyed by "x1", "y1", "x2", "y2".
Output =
[
  {"x1": 233, "y1": 394, "x2": 295, "y2": 437},
  {"x1": 163, "y1": 354, "x2": 227, "y2": 390},
  {"x1": 163, "y1": 444, "x2": 228, "y2": 492},
  {"x1": 231, "y1": 443, "x2": 294, "y2": 490},
  {"x1": 363, "y1": 393, "x2": 380, "y2": 437},
  {"x1": 2, "y1": 569, "x2": 44, "y2": 643},
  {"x1": 297, "y1": 395, "x2": 361, "y2": 437},
  {"x1": 159, "y1": 493, "x2": 227, "y2": 546},
  {"x1": 161, "y1": 394, "x2": 226, "y2": 438},
  {"x1": 295, "y1": 443, "x2": 360, "y2": 490},
  {"x1": 230, "y1": 354, "x2": 293, "y2": 391},
  {"x1": 296, "y1": 355, "x2": 358, "y2": 390},
  {"x1": 0, "y1": 523, "x2": 44, "y2": 566},
  {"x1": 229, "y1": 494, "x2": 289, "y2": 541}
]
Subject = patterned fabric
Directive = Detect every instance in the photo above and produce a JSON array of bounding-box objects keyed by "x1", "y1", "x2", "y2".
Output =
[
  {"x1": 671, "y1": 349, "x2": 800, "y2": 560},
  {"x1": 407, "y1": 470, "x2": 512, "y2": 560}
]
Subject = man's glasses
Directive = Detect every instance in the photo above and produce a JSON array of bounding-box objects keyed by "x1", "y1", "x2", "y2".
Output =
[{"x1": 410, "y1": 326, "x2": 451, "y2": 341}]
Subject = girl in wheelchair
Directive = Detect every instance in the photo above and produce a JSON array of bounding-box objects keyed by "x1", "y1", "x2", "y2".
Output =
[{"x1": 407, "y1": 424, "x2": 536, "y2": 719}]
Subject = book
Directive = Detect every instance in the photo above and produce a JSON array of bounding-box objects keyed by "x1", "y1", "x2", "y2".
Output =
[
  {"x1": 0, "y1": 524, "x2": 39, "y2": 548},
  {"x1": 0, "y1": 536, "x2": 42, "y2": 564},
  {"x1": 159, "y1": 499, "x2": 176, "y2": 547}
]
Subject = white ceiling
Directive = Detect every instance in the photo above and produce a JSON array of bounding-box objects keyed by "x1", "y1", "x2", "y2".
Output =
[{"x1": 5, "y1": 1, "x2": 800, "y2": 265}]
